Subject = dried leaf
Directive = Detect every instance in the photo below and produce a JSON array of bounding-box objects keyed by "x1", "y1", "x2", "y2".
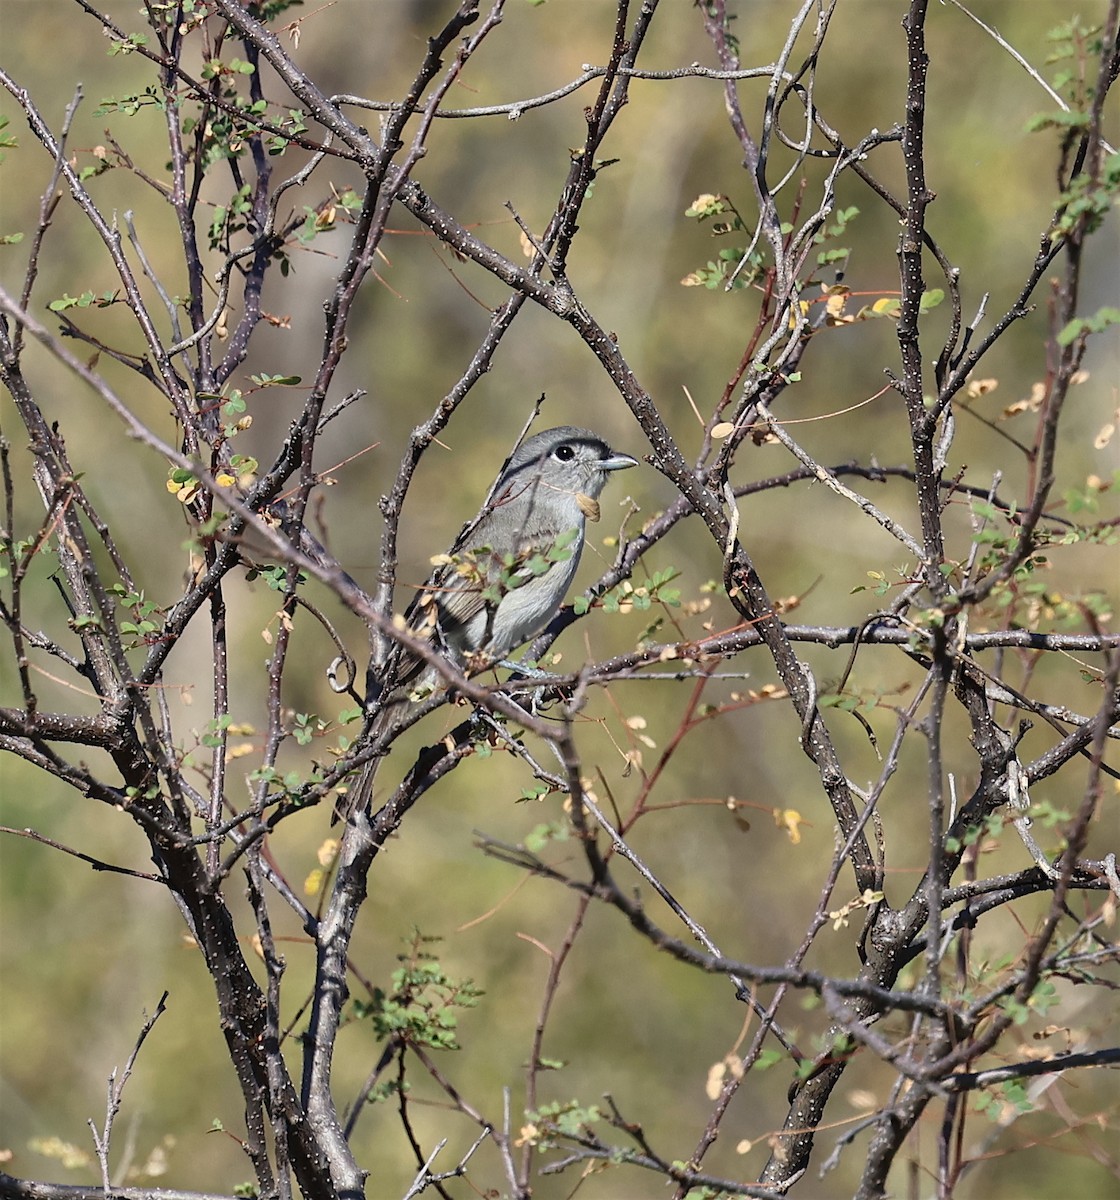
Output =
[
  {"x1": 825, "y1": 290, "x2": 848, "y2": 319},
  {"x1": 966, "y1": 377, "x2": 999, "y2": 399}
]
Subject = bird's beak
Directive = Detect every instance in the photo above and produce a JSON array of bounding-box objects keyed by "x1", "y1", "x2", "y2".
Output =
[{"x1": 601, "y1": 451, "x2": 639, "y2": 472}]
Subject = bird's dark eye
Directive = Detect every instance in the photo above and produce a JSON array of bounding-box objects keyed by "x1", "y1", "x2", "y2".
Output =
[{"x1": 554, "y1": 444, "x2": 576, "y2": 462}]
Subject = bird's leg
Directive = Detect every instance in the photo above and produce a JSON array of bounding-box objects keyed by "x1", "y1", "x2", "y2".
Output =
[{"x1": 497, "y1": 655, "x2": 576, "y2": 719}]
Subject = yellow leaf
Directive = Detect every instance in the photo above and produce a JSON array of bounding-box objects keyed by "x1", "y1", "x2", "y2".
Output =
[{"x1": 773, "y1": 807, "x2": 805, "y2": 844}]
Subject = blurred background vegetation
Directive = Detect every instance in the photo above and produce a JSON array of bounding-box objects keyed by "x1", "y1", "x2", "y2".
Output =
[{"x1": 1, "y1": 1, "x2": 1117, "y2": 1196}]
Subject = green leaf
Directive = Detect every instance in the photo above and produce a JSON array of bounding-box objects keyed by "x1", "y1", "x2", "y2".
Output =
[
  {"x1": 107, "y1": 31, "x2": 148, "y2": 55},
  {"x1": 1025, "y1": 108, "x2": 1090, "y2": 133},
  {"x1": 1057, "y1": 306, "x2": 1120, "y2": 346},
  {"x1": 48, "y1": 291, "x2": 96, "y2": 312},
  {"x1": 249, "y1": 373, "x2": 302, "y2": 387},
  {"x1": 817, "y1": 247, "x2": 850, "y2": 265},
  {"x1": 919, "y1": 288, "x2": 945, "y2": 312}
]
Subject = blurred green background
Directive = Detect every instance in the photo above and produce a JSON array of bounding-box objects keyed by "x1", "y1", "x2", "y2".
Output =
[{"x1": 1, "y1": 1, "x2": 1117, "y2": 1196}]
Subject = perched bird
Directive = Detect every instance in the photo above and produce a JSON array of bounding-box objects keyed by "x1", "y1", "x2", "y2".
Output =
[{"x1": 336, "y1": 425, "x2": 638, "y2": 823}]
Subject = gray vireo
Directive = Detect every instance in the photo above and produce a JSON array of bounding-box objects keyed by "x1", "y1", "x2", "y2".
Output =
[{"x1": 337, "y1": 425, "x2": 637, "y2": 823}]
